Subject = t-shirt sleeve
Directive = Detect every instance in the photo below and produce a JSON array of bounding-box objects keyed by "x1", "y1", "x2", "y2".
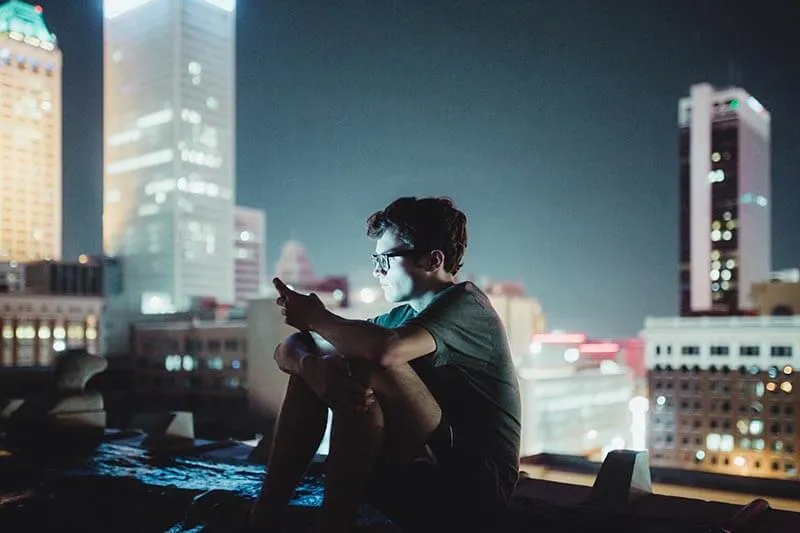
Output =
[{"x1": 405, "y1": 285, "x2": 498, "y2": 369}]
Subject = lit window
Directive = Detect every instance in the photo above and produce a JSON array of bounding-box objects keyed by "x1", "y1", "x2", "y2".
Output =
[
  {"x1": 706, "y1": 433, "x2": 721, "y2": 451},
  {"x1": 749, "y1": 420, "x2": 763, "y2": 435},
  {"x1": 711, "y1": 152, "x2": 721, "y2": 162},
  {"x1": 188, "y1": 61, "x2": 202, "y2": 75},
  {"x1": 711, "y1": 230, "x2": 721, "y2": 241},
  {"x1": 165, "y1": 354, "x2": 182, "y2": 371},
  {"x1": 695, "y1": 450, "x2": 705, "y2": 462},
  {"x1": 722, "y1": 231, "x2": 732, "y2": 241},
  {"x1": 720, "y1": 434, "x2": 735, "y2": 452},
  {"x1": 67, "y1": 324, "x2": 85, "y2": 340}
]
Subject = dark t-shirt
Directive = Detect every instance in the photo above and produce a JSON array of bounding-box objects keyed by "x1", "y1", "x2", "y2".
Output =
[{"x1": 371, "y1": 281, "x2": 522, "y2": 490}]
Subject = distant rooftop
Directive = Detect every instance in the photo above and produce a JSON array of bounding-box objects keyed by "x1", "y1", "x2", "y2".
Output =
[{"x1": 0, "y1": 0, "x2": 56, "y2": 47}]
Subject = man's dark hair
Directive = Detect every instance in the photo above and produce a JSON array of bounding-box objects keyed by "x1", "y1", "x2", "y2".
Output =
[{"x1": 366, "y1": 196, "x2": 468, "y2": 275}]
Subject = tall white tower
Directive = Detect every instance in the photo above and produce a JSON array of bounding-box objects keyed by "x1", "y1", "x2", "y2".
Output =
[
  {"x1": 103, "y1": 0, "x2": 236, "y2": 314},
  {"x1": 678, "y1": 83, "x2": 771, "y2": 316},
  {"x1": 0, "y1": 0, "x2": 62, "y2": 261}
]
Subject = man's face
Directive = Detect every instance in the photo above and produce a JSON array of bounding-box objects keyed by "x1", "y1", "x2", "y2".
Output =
[{"x1": 372, "y1": 230, "x2": 424, "y2": 304}]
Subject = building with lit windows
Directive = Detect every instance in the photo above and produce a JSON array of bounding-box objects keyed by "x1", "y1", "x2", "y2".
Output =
[
  {"x1": 131, "y1": 317, "x2": 255, "y2": 437},
  {"x1": 517, "y1": 332, "x2": 639, "y2": 459},
  {"x1": 642, "y1": 316, "x2": 799, "y2": 480},
  {"x1": 0, "y1": 0, "x2": 62, "y2": 262},
  {"x1": 0, "y1": 294, "x2": 102, "y2": 367},
  {"x1": 0, "y1": 259, "x2": 108, "y2": 367},
  {"x1": 679, "y1": 83, "x2": 771, "y2": 316},
  {"x1": 234, "y1": 206, "x2": 266, "y2": 308},
  {"x1": 102, "y1": 0, "x2": 237, "y2": 314}
]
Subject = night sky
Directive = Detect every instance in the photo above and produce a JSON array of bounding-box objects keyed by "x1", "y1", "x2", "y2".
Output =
[{"x1": 35, "y1": 0, "x2": 800, "y2": 338}]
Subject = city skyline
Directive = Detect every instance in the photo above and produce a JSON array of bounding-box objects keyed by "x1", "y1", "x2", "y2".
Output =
[{"x1": 34, "y1": 0, "x2": 800, "y2": 337}]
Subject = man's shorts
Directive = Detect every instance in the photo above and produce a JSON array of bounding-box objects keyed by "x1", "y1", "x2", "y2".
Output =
[{"x1": 364, "y1": 418, "x2": 514, "y2": 532}]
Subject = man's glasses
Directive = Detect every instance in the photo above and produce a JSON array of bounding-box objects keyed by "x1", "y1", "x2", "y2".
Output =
[{"x1": 371, "y1": 249, "x2": 426, "y2": 272}]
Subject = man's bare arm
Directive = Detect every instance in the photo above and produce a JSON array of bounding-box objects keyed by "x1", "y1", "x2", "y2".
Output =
[{"x1": 310, "y1": 309, "x2": 436, "y2": 367}]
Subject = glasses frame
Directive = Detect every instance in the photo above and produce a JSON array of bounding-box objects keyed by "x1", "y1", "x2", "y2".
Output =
[{"x1": 371, "y1": 249, "x2": 428, "y2": 272}]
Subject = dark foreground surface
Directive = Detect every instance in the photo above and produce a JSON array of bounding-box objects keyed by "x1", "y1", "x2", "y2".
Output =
[{"x1": 1, "y1": 432, "x2": 799, "y2": 533}]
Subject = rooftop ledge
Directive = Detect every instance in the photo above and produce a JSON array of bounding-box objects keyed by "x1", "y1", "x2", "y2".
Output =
[{"x1": 1, "y1": 430, "x2": 799, "y2": 532}]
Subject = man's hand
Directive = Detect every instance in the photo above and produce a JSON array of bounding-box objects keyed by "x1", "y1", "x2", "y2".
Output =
[
  {"x1": 302, "y1": 354, "x2": 376, "y2": 412},
  {"x1": 273, "y1": 277, "x2": 327, "y2": 331}
]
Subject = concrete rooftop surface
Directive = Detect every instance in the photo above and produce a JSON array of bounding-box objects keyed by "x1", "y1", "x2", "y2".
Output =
[{"x1": 1, "y1": 430, "x2": 800, "y2": 532}]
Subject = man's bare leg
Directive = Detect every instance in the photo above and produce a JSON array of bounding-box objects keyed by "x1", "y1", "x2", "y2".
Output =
[
  {"x1": 250, "y1": 374, "x2": 329, "y2": 530},
  {"x1": 313, "y1": 361, "x2": 442, "y2": 533},
  {"x1": 314, "y1": 398, "x2": 385, "y2": 532}
]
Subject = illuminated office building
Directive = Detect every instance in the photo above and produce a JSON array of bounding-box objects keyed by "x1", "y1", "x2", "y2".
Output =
[
  {"x1": 679, "y1": 83, "x2": 771, "y2": 316},
  {"x1": 0, "y1": 1, "x2": 61, "y2": 261},
  {"x1": 103, "y1": 0, "x2": 236, "y2": 314},
  {"x1": 518, "y1": 332, "x2": 637, "y2": 459},
  {"x1": 643, "y1": 316, "x2": 799, "y2": 480}
]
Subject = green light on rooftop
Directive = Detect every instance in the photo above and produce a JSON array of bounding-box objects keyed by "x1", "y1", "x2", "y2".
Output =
[
  {"x1": 0, "y1": 0, "x2": 57, "y2": 46},
  {"x1": 730, "y1": 99, "x2": 739, "y2": 110}
]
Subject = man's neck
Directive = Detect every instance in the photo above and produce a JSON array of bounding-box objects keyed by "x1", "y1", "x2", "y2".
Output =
[{"x1": 408, "y1": 279, "x2": 456, "y2": 313}]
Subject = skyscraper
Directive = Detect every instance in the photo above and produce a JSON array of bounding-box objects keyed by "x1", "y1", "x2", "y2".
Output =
[
  {"x1": 103, "y1": 0, "x2": 236, "y2": 314},
  {"x1": 679, "y1": 83, "x2": 771, "y2": 316},
  {"x1": 0, "y1": 0, "x2": 61, "y2": 262}
]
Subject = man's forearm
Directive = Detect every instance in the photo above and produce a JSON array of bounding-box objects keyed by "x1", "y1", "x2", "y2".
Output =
[{"x1": 311, "y1": 309, "x2": 394, "y2": 363}]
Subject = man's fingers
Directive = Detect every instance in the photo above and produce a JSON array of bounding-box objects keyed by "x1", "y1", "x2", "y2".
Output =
[{"x1": 272, "y1": 277, "x2": 294, "y2": 297}]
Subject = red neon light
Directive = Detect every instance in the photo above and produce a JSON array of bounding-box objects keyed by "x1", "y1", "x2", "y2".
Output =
[
  {"x1": 35, "y1": 5, "x2": 43, "y2": 13},
  {"x1": 579, "y1": 343, "x2": 620, "y2": 354},
  {"x1": 532, "y1": 333, "x2": 586, "y2": 344}
]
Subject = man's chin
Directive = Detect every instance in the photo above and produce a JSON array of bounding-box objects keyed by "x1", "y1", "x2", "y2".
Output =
[{"x1": 382, "y1": 288, "x2": 400, "y2": 303}]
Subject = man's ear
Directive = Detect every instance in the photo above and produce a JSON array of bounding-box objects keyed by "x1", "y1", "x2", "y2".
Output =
[{"x1": 428, "y1": 249, "x2": 446, "y2": 272}]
